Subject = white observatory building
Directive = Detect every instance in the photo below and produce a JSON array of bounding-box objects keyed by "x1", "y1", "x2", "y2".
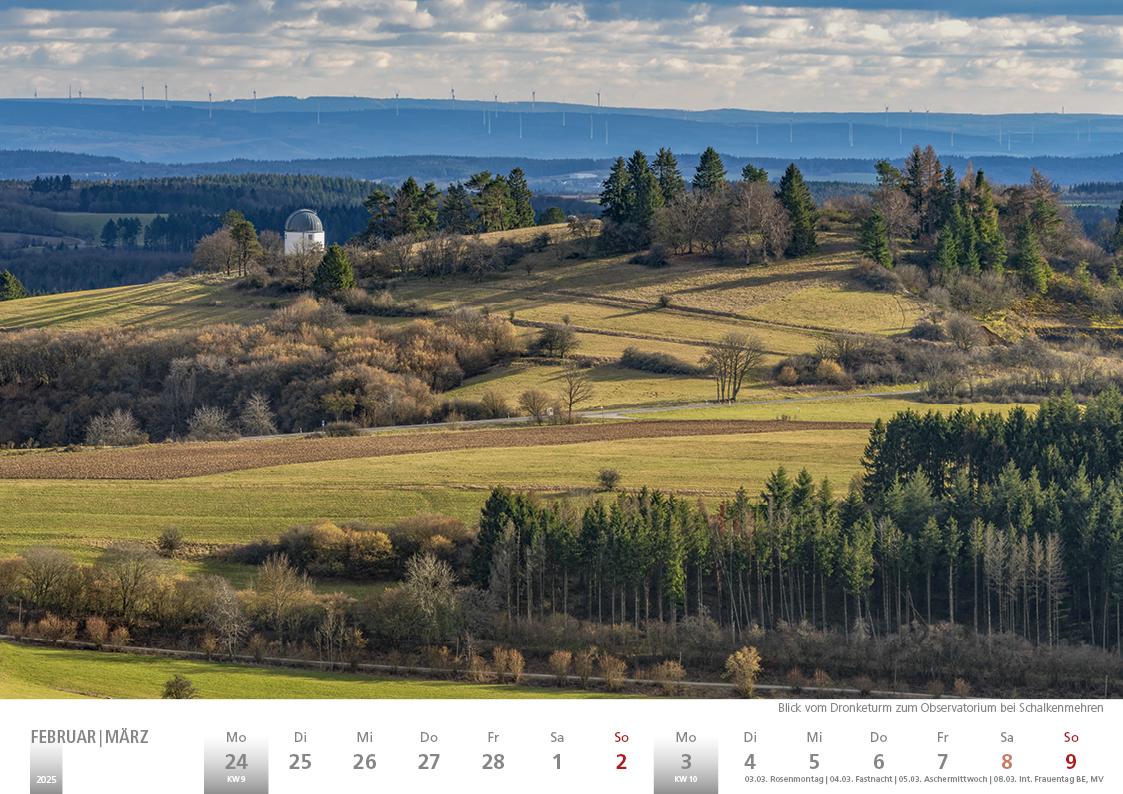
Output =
[{"x1": 284, "y1": 209, "x2": 325, "y2": 255}]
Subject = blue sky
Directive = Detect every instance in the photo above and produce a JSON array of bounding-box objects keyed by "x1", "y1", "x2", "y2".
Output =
[{"x1": 2, "y1": 2, "x2": 1122, "y2": 112}]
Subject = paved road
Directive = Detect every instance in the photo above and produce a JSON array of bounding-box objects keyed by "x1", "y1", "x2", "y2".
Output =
[
  {"x1": 242, "y1": 389, "x2": 922, "y2": 442},
  {"x1": 241, "y1": 390, "x2": 925, "y2": 444}
]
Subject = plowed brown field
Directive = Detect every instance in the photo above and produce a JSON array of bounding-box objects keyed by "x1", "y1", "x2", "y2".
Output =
[{"x1": 0, "y1": 420, "x2": 870, "y2": 481}]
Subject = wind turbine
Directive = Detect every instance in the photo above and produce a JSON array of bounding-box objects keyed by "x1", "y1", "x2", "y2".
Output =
[
  {"x1": 164, "y1": 84, "x2": 168, "y2": 110},
  {"x1": 253, "y1": 90, "x2": 257, "y2": 113},
  {"x1": 141, "y1": 83, "x2": 145, "y2": 111},
  {"x1": 208, "y1": 91, "x2": 213, "y2": 120},
  {"x1": 531, "y1": 90, "x2": 536, "y2": 113}
]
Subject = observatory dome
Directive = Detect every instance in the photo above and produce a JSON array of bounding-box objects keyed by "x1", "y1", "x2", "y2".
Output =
[{"x1": 285, "y1": 209, "x2": 323, "y2": 233}]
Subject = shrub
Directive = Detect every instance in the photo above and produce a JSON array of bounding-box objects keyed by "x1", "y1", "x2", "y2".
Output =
[
  {"x1": 814, "y1": 359, "x2": 851, "y2": 387},
  {"x1": 157, "y1": 526, "x2": 185, "y2": 558},
  {"x1": 896, "y1": 263, "x2": 929, "y2": 294},
  {"x1": 507, "y1": 648, "x2": 525, "y2": 683},
  {"x1": 574, "y1": 647, "x2": 596, "y2": 688},
  {"x1": 84, "y1": 617, "x2": 109, "y2": 647},
  {"x1": 927, "y1": 679, "x2": 946, "y2": 697},
  {"x1": 599, "y1": 653, "x2": 628, "y2": 691},
  {"x1": 619, "y1": 346, "x2": 702, "y2": 376},
  {"x1": 853, "y1": 259, "x2": 900, "y2": 291},
  {"x1": 33, "y1": 614, "x2": 78, "y2": 641},
  {"x1": 85, "y1": 408, "x2": 147, "y2": 447},
  {"x1": 5, "y1": 620, "x2": 23, "y2": 638},
  {"x1": 239, "y1": 392, "x2": 278, "y2": 436},
  {"x1": 479, "y1": 390, "x2": 511, "y2": 419},
  {"x1": 548, "y1": 650, "x2": 572, "y2": 686},
  {"x1": 323, "y1": 421, "x2": 361, "y2": 437},
  {"x1": 776, "y1": 365, "x2": 799, "y2": 386},
  {"x1": 109, "y1": 626, "x2": 130, "y2": 646},
  {"x1": 812, "y1": 669, "x2": 833, "y2": 688},
  {"x1": 909, "y1": 318, "x2": 945, "y2": 341},
  {"x1": 597, "y1": 468, "x2": 621, "y2": 491},
  {"x1": 650, "y1": 660, "x2": 687, "y2": 696},
  {"x1": 851, "y1": 675, "x2": 875, "y2": 696},
  {"x1": 187, "y1": 405, "x2": 237, "y2": 441},
  {"x1": 946, "y1": 313, "x2": 982, "y2": 352},
  {"x1": 724, "y1": 645, "x2": 763, "y2": 697},
  {"x1": 536, "y1": 324, "x2": 579, "y2": 358},
  {"x1": 247, "y1": 633, "x2": 268, "y2": 662},
  {"x1": 657, "y1": 293, "x2": 672, "y2": 308},
  {"x1": 492, "y1": 646, "x2": 512, "y2": 683},
  {"x1": 952, "y1": 677, "x2": 972, "y2": 697},
  {"x1": 162, "y1": 675, "x2": 198, "y2": 699},
  {"x1": 200, "y1": 633, "x2": 218, "y2": 659},
  {"x1": 466, "y1": 651, "x2": 491, "y2": 683},
  {"x1": 631, "y1": 245, "x2": 669, "y2": 267},
  {"x1": 518, "y1": 389, "x2": 553, "y2": 424}
]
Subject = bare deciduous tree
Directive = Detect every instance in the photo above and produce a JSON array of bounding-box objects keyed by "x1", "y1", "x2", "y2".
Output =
[
  {"x1": 518, "y1": 389, "x2": 553, "y2": 424},
  {"x1": 192, "y1": 228, "x2": 237, "y2": 275},
  {"x1": 730, "y1": 181, "x2": 791, "y2": 263},
  {"x1": 254, "y1": 553, "x2": 312, "y2": 647},
  {"x1": 208, "y1": 578, "x2": 248, "y2": 660},
  {"x1": 873, "y1": 186, "x2": 918, "y2": 260},
  {"x1": 559, "y1": 367, "x2": 595, "y2": 421},
  {"x1": 99, "y1": 544, "x2": 162, "y2": 625},
  {"x1": 701, "y1": 333, "x2": 765, "y2": 402}
]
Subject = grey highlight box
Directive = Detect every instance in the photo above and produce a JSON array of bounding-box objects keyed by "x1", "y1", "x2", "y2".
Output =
[
  {"x1": 653, "y1": 732, "x2": 718, "y2": 794},
  {"x1": 204, "y1": 734, "x2": 268, "y2": 794},
  {"x1": 29, "y1": 745, "x2": 63, "y2": 794}
]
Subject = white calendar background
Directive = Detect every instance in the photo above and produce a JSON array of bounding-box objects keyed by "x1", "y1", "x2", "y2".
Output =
[{"x1": 5, "y1": 698, "x2": 1115, "y2": 792}]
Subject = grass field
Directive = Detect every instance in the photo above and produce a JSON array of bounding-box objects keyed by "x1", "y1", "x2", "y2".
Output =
[
  {"x1": 0, "y1": 641, "x2": 600, "y2": 699},
  {"x1": 0, "y1": 427, "x2": 869, "y2": 565},
  {"x1": 0, "y1": 275, "x2": 275, "y2": 330},
  {"x1": 53, "y1": 211, "x2": 162, "y2": 241},
  {"x1": 632, "y1": 395, "x2": 1034, "y2": 423}
]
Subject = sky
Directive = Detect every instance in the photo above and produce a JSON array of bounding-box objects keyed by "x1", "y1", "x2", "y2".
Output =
[{"x1": 2, "y1": 1, "x2": 1123, "y2": 113}]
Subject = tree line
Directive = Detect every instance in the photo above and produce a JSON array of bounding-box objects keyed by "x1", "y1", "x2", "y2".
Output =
[
  {"x1": 357, "y1": 168, "x2": 540, "y2": 242},
  {"x1": 0, "y1": 297, "x2": 518, "y2": 446},
  {"x1": 464, "y1": 393, "x2": 1123, "y2": 652},
  {"x1": 597, "y1": 145, "x2": 818, "y2": 261}
]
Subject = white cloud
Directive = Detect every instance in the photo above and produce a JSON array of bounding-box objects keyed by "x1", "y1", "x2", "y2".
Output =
[{"x1": 0, "y1": 1, "x2": 1121, "y2": 111}]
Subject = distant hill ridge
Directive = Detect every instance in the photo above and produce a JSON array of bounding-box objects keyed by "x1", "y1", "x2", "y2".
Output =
[
  {"x1": 3, "y1": 148, "x2": 1123, "y2": 189},
  {"x1": 2, "y1": 97, "x2": 1123, "y2": 165}
]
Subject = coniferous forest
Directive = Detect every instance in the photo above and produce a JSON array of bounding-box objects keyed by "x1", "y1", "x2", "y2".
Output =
[{"x1": 468, "y1": 391, "x2": 1123, "y2": 653}]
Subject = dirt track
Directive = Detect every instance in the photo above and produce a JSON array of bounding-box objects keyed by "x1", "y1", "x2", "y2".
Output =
[{"x1": 0, "y1": 420, "x2": 870, "y2": 481}]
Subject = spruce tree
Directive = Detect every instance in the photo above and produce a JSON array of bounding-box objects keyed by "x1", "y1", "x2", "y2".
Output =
[
  {"x1": 507, "y1": 167, "x2": 536, "y2": 228},
  {"x1": 437, "y1": 182, "x2": 476, "y2": 233},
  {"x1": 974, "y1": 173, "x2": 1007, "y2": 271},
  {"x1": 312, "y1": 244, "x2": 356, "y2": 295},
  {"x1": 692, "y1": 146, "x2": 727, "y2": 194},
  {"x1": 859, "y1": 210, "x2": 892, "y2": 268},
  {"x1": 0, "y1": 269, "x2": 28, "y2": 300},
  {"x1": 1113, "y1": 199, "x2": 1123, "y2": 253},
  {"x1": 599, "y1": 158, "x2": 632, "y2": 224},
  {"x1": 741, "y1": 163, "x2": 768, "y2": 184},
  {"x1": 625, "y1": 150, "x2": 663, "y2": 228},
  {"x1": 1013, "y1": 220, "x2": 1050, "y2": 294},
  {"x1": 653, "y1": 147, "x2": 686, "y2": 204},
  {"x1": 100, "y1": 219, "x2": 118, "y2": 249},
  {"x1": 777, "y1": 163, "x2": 818, "y2": 256},
  {"x1": 954, "y1": 201, "x2": 980, "y2": 274},
  {"x1": 935, "y1": 225, "x2": 959, "y2": 277}
]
